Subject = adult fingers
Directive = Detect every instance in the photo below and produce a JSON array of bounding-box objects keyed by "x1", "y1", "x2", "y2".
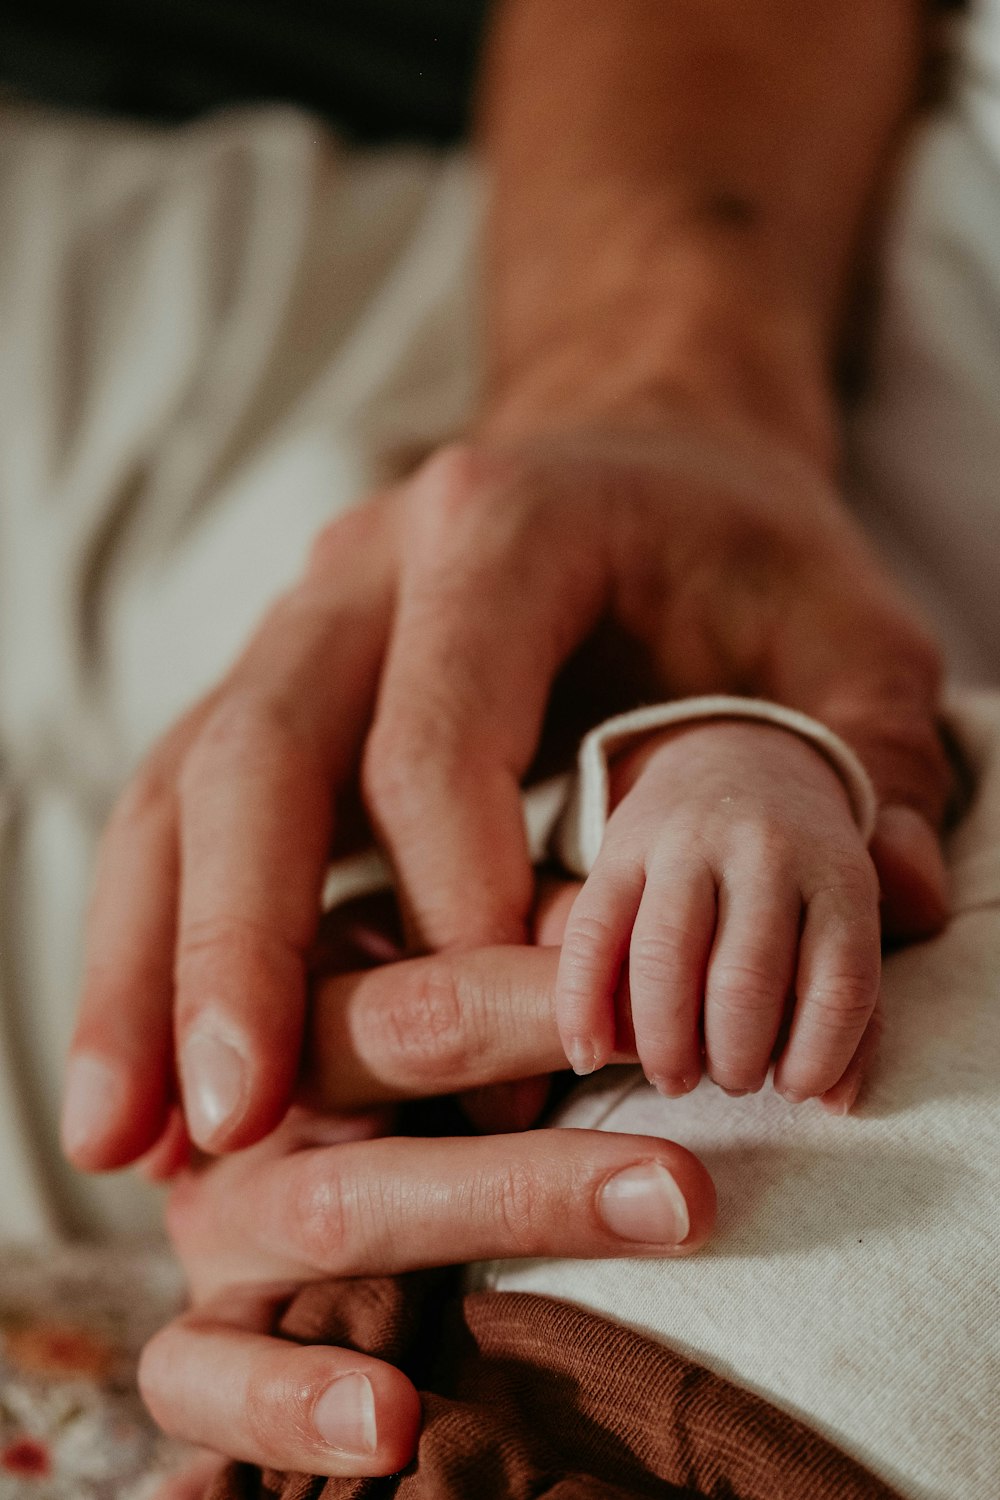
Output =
[
  {"x1": 153, "y1": 1127, "x2": 714, "y2": 1475},
  {"x1": 139, "y1": 1287, "x2": 421, "y2": 1478},
  {"x1": 167, "y1": 1129, "x2": 715, "y2": 1298},
  {"x1": 173, "y1": 515, "x2": 392, "y2": 1153},
  {"x1": 870, "y1": 804, "x2": 950, "y2": 942},
  {"x1": 362, "y1": 446, "x2": 608, "y2": 950},
  {"x1": 173, "y1": 682, "x2": 334, "y2": 1153},
  {"x1": 303, "y1": 946, "x2": 587, "y2": 1112},
  {"x1": 65, "y1": 504, "x2": 395, "y2": 1167},
  {"x1": 63, "y1": 708, "x2": 206, "y2": 1169},
  {"x1": 456, "y1": 878, "x2": 581, "y2": 1128}
]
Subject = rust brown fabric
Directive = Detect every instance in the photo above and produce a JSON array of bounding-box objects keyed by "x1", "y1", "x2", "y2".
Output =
[{"x1": 210, "y1": 1275, "x2": 904, "y2": 1500}]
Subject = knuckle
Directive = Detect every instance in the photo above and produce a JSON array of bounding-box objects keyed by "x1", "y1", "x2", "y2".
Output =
[
  {"x1": 373, "y1": 963, "x2": 475, "y2": 1085},
  {"x1": 186, "y1": 697, "x2": 269, "y2": 774},
  {"x1": 291, "y1": 1160, "x2": 350, "y2": 1274},
  {"x1": 802, "y1": 968, "x2": 878, "y2": 1030},
  {"x1": 481, "y1": 1162, "x2": 544, "y2": 1255},
  {"x1": 303, "y1": 503, "x2": 386, "y2": 580},
  {"x1": 725, "y1": 821, "x2": 807, "y2": 888},
  {"x1": 414, "y1": 442, "x2": 511, "y2": 526},
  {"x1": 361, "y1": 720, "x2": 441, "y2": 825},
  {"x1": 708, "y1": 958, "x2": 781, "y2": 1019},
  {"x1": 363, "y1": 690, "x2": 480, "y2": 822},
  {"x1": 629, "y1": 924, "x2": 691, "y2": 992},
  {"x1": 565, "y1": 908, "x2": 621, "y2": 970},
  {"x1": 182, "y1": 696, "x2": 319, "y2": 792},
  {"x1": 178, "y1": 910, "x2": 289, "y2": 960},
  {"x1": 816, "y1": 851, "x2": 880, "y2": 901},
  {"x1": 733, "y1": 815, "x2": 793, "y2": 866}
]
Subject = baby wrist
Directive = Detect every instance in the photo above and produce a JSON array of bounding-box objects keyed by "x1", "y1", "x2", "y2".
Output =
[{"x1": 554, "y1": 696, "x2": 878, "y2": 878}]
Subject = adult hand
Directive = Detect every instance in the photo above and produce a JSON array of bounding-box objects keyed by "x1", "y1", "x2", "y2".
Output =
[
  {"x1": 63, "y1": 413, "x2": 954, "y2": 1170},
  {"x1": 139, "y1": 924, "x2": 716, "y2": 1482}
]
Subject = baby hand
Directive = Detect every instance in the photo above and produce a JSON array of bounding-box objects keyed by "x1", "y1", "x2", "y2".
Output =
[{"x1": 555, "y1": 720, "x2": 881, "y2": 1107}]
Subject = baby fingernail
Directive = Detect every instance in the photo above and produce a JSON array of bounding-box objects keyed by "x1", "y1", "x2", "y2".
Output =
[
  {"x1": 61, "y1": 1055, "x2": 124, "y2": 1155},
  {"x1": 598, "y1": 1162, "x2": 690, "y2": 1245},
  {"x1": 650, "y1": 1075, "x2": 695, "y2": 1098},
  {"x1": 180, "y1": 1024, "x2": 248, "y2": 1145},
  {"x1": 821, "y1": 1080, "x2": 860, "y2": 1116},
  {"x1": 566, "y1": 1039, "x2": 599, "y2": 1077},
  {"x1": 314, "y1": 1372, "x2": 377, "y2": 1454}
]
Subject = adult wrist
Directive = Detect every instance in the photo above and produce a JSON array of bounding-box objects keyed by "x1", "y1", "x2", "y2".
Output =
[{"x1": 479, "y1": 210, "x2": 840, "y2": 473}]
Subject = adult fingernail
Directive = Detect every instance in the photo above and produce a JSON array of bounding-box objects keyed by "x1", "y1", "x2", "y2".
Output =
[
  {"x1": 179, "y1": 1025, "x2": 248, "y2": 1145},
  {"x1": 61, "y1": 1055, "x2": 124, "y2": 1156},
  {"x1": 598, "y1": 1162, "x2": 690, "y2": 1245},
  {"x1": 314, "y1": 1373, "x2": 378, "y2": 1455}
]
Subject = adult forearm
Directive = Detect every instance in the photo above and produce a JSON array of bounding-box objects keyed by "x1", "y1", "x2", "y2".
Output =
[{"x1": 477, "y1": 0, "x2": 927, "y2": 464}]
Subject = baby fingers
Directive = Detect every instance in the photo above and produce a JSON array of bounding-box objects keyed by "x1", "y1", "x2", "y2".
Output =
[
  {"x1": 773, "y1": 864, "x2": 881, "y2": 1103},
  {"x1": 628, "y1": 854, "x2": 716, "y2": 1096},
  {"x1": 703, "y1": 862, "x2": 801, "y2": 1096},
  {"x1": 555, "y1": 860, "x2": 645, "y2": 1075}
]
